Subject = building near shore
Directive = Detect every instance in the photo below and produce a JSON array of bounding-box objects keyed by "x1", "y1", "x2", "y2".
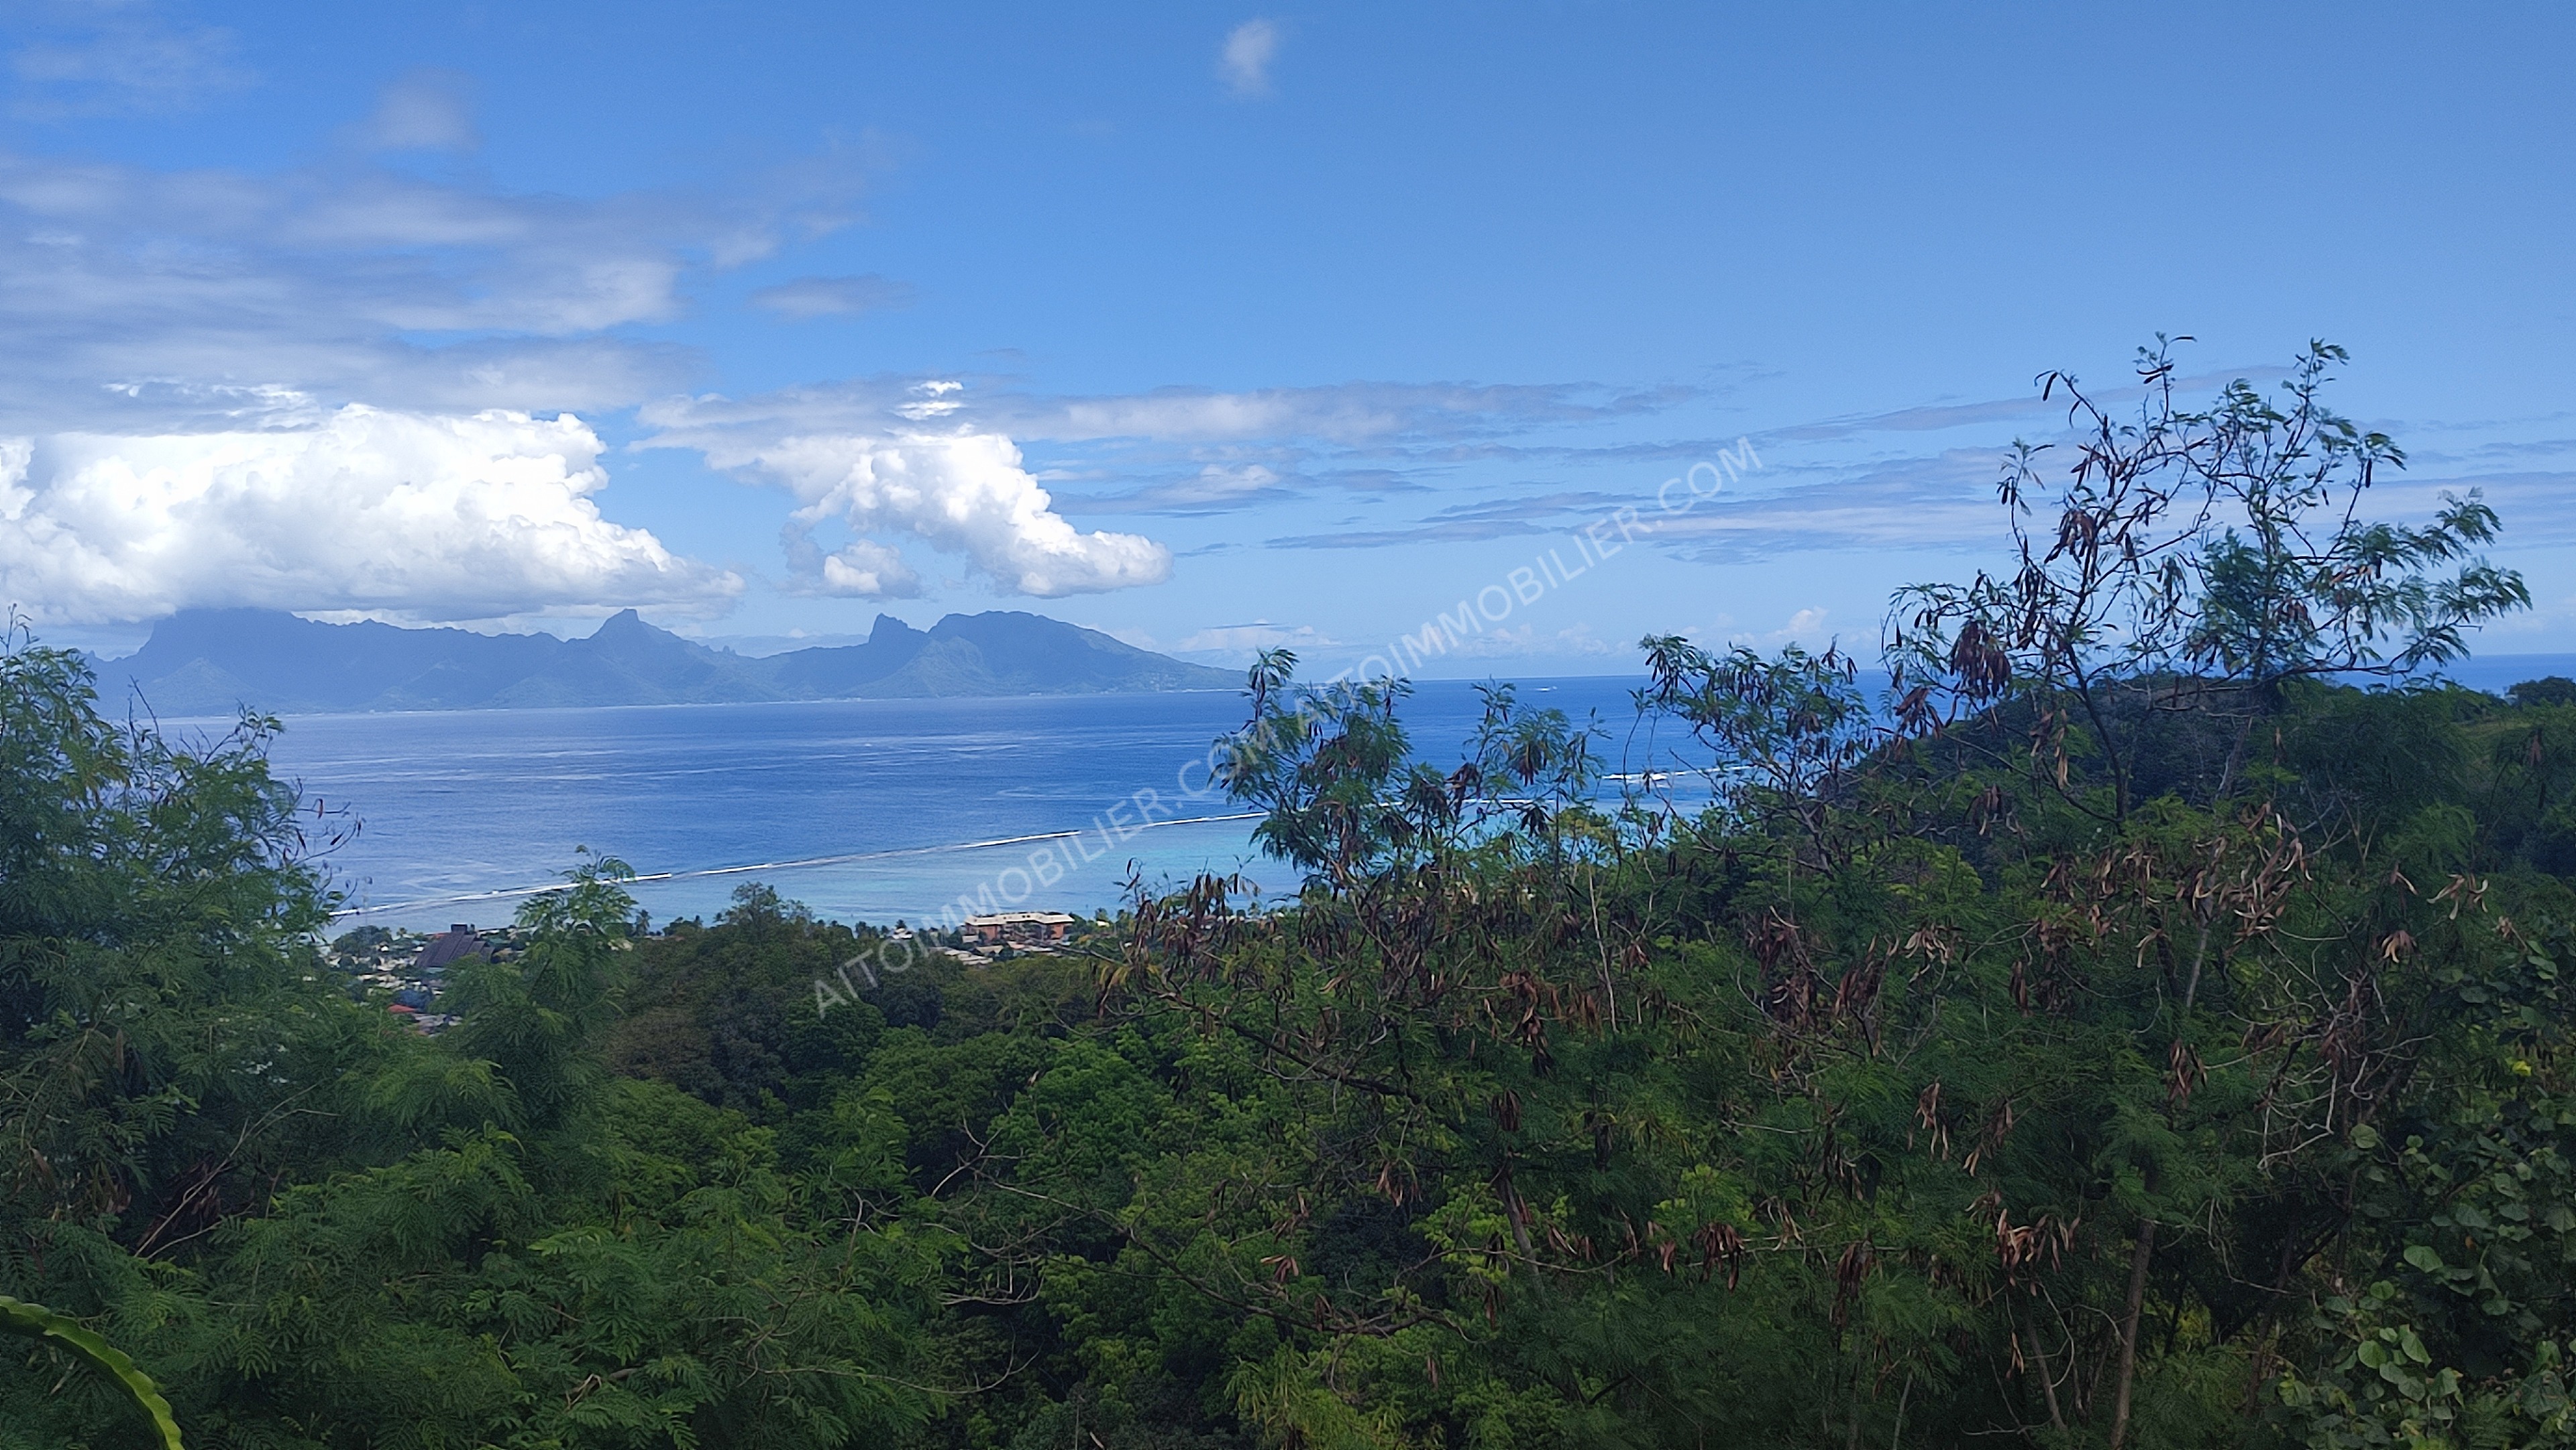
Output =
[{"x1": 961, "y1": 911, "x2": 1076, "y2": 947}]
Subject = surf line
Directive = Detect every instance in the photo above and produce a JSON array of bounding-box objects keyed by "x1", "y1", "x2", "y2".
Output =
[{"x1": 331, "y1": 811, "x2": 1268, "y2": 919}]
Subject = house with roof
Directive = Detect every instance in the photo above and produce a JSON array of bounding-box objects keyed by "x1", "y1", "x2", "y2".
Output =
[{"x1": 414, "y1": 924, "x2": 490, "y2": 973}]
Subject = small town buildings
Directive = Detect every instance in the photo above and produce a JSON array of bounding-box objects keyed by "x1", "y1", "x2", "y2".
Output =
[{"x1": 961, "y1": 911, "x2": 1077, "y2": 947}]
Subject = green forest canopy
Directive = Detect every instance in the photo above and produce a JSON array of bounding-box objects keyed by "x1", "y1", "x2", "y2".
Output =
[{"x1": 5, "y1": 342, "x2": 2575, "y2": 1449}]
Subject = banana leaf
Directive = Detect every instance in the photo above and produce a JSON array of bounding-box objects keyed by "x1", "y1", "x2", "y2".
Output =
[{"x1": 0, "y1": 1294, "x2": 184, "y2": 1449}]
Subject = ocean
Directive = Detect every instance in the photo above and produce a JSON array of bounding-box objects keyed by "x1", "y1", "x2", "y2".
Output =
[{"x1": 244, "y1": 676, "x2": 1671, "y2": 933}]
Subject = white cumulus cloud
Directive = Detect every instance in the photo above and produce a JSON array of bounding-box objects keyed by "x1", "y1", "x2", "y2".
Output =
[
  {"x1": 1220, "y1": 19, "x2": 1280, "y2": 97},
  {"x1": 1763, "y1": 607, "x2": 1831, "y2": 646},
  {"x1": 0, "y1": 405, "x2": 739, "y2": 625},
  {"x1": 698, "y1": 427, "x2": 1171, "y2": 598},
  {"x1": 819, "y1": 542, "x2": 916, "y2": 597}
]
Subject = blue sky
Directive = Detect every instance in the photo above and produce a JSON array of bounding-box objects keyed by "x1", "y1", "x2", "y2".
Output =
[{"x1": 4, "y1": 2, "x2": 2573, "y2": 674}]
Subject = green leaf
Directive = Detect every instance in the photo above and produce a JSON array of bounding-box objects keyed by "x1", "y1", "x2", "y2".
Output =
[
  {"x1": 0, "y1": 1294, "x2": 185, "y2": 1450},
  {"x1": 2404, "y1": 1244, "x2": 2446, "y2": 1272}
]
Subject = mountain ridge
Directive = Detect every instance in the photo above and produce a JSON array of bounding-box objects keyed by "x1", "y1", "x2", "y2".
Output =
[{"x1": 92, "y1": 608, "x2": 1239, "y2": 715}]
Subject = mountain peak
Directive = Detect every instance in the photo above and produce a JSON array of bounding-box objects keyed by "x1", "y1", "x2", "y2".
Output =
[{"x1": 867, "y1": 613, "x2": 924, "y2": 645}]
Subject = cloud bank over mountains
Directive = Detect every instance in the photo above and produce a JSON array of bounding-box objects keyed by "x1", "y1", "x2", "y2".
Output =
[
  {"x1": 0, "y1": 407, "x2": 736, "y2": 625},
  {"x1": 0, "y1": 130, "x2": 766, "y2": 625}
]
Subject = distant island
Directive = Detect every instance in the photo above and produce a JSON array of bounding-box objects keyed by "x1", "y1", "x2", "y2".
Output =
[{"x1": 92, "y1": 607, "x2": 1241, "y2": 714}]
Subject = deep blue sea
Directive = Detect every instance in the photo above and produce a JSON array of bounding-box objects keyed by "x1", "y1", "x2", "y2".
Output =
[{"x1": 233, "y1": 676, "x2": 1678, "y2": 933}]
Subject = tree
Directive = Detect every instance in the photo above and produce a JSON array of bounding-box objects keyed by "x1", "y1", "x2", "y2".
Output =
[
  {"x1": 1891, "y1": 339, "x2": 2528, "y2": 819},
  {"x1": 440, "y1": 850, "x2": 639, "y2": 1133}
]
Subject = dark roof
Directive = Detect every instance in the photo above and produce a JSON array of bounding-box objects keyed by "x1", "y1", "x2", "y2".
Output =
[{"x1": 414, "y1": 929, "x2": 488, "y2": 972}]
